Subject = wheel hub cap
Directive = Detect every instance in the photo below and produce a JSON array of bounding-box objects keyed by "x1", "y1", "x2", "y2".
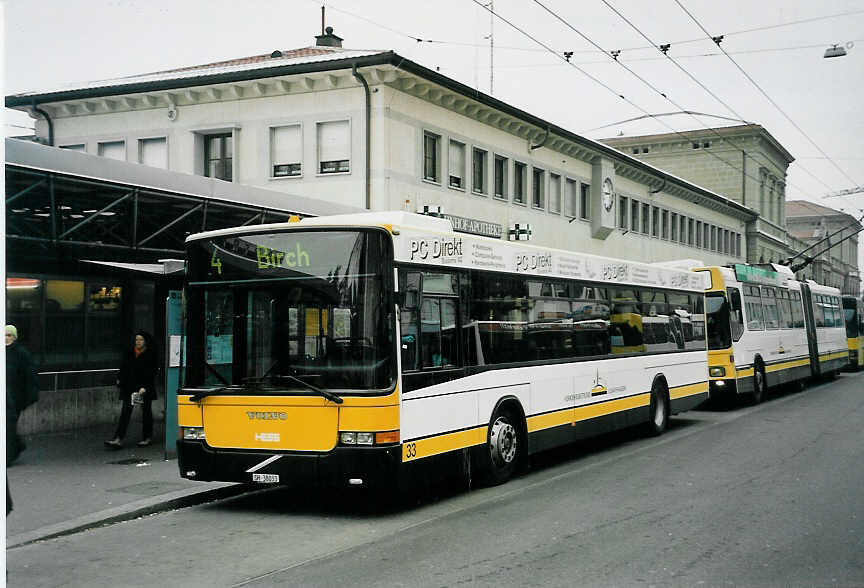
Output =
[{"x1": 489, "y1": 418, "x2": 517, "y2": 467}]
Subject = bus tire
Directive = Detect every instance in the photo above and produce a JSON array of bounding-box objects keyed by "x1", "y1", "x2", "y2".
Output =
[
  {"x1": 645, "y1": 379, "x2": 669, "y2": 437},
  {"x1": 749, "y1": 360, "x2": 767, "y2": 405},
  {"x1": 477, "y1": 405, "x2": 522, "y2": 486}
]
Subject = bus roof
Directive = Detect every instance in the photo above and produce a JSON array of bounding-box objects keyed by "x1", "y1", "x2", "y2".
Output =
[{"x1": 186, "y1": 211, "x2": 709, "y2": 292}]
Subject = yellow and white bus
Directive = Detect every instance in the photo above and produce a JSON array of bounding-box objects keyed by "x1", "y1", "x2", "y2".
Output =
[
  {"x1": 842, "y1": 295, "x2": 864, "y2": 370},
  {"x1": 699, "y1": 264, "x2": 848, "y2": 403},
  {"x1": 176, "y1": 212, "x2": 709, "y2": 489}
]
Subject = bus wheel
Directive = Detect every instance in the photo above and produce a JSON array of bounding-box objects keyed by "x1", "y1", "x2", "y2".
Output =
[
  {"x1": 749, "y1": 361, "x2": 767, "y2": 405},
  {"x1": 645, "y1": 380, "x2": 669, "y2": 436},
  {"x1": 479, "y1": 407, "x2": 521, "y2": 486}
]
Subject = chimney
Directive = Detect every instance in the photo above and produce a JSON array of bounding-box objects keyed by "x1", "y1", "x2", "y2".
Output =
[{"x1": 315, "y1": 26, "x2": 343, "y2": 48}]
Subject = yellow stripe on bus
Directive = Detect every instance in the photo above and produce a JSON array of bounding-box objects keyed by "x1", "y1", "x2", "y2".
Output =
[
  {"x1": 669, "y1": 381, "x2": 708, "y2": 399},
  {"x1": 819, "y1": 351, "x2": 848, "y2": 362},
  {"x1": 404, "y1": 392, "x2": 655, "y2": 463},
  {"x1": 765, "y1": 358, "x2": 810, "y2": 373},
  {"x1": 737, "y1": 367, "x2": 754, "y2": 378},
  {"x1": 402, "y1": 426, "x2": 486, "y2": 462}
]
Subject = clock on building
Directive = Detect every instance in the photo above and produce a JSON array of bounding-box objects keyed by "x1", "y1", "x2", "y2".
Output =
[{"x1": 602, "y1": 178, "x2": 615, "y2": 212}]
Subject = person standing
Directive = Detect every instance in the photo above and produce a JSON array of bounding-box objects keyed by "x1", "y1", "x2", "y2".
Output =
[
  {"x1": 6, "y1": 324, "x2": 39, "y2": 465},
  {"x1": 104, "y1": 331, "x2": 158, "y2": 449}
]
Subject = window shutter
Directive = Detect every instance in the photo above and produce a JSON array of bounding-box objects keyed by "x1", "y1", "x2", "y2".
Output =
[
  {"x1": 317, "y1": 120, "x2": 349, "y2": 165},
  {"x1": 449, "y1": 141, "x2": 465, "y2": 183},
  {"x1": 98, "y1": 141, "x2": 125, "y2": 161},
  {"x1": 272, "y1": 125, "x2": 302, "y2": 165},
  {"x1": 139, "y1": 138, "x2": 167, "y2": 169}
]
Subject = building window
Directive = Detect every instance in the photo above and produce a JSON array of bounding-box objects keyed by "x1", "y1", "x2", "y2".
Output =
[
  {"x1": 580, "y1": 183, "x2": 590, "y2": 220},
  {"x1": 670, "y1": 213, "x2": 678, "y2": 242},
  {"x1": 692, "y1": 142, "x2": 700, "y2": 149},
  {"x1": 703, "y1": 141, "x2": 711, "y2": 148},
  {"x1": 696, "y1": 221, "x2": 702, "y2": 247},
  {"x1": 688, "y1": 218, "x2": 695, "y2": 245},
  {"x1": 423, "y1": 131, "x2": 441, "y2": 183},
  {"x1": 632, "y1": 148, "x2": 639, "y2": 154},
  {"x1": 619, "y1": 196, "x2": 628, "y2": 229},
  {"x1": 270, "y1": 124, "x2": 302, "y2": 177},
  {"x1": 472, "y1": 148, "x2": 488, "y2": 195},
  {"x1": 549, "y1": 173, "x2": 561, "y2": 214},
  {"x1": 630, "y1": 199, "x2": 640, "y2": 232},
  {"x1": 448, "y1": 140, "x2": 466, "y2": 189},
  {"x1": 735, "y1": 233, "x2": 741, "y2": 257},
  {"x1": 317, "y1": 120, "x2": 350, "y2": 174},
  {"x1": 494, "y1": 155, "x2": 508, "y2": 199},
  {"x1": 641, "y1": 203, "x2": 650, "y2": 234},
  {"x1": 680, "y1": 215, "x2": 688, "y2": 244},
  {"x1": 60, "y1": 144, "x2": 86, "y2": 152},
  {"x1": 651, "y1": 206, "x2": 660, "y2": 237},
  {"x1": 204, "y1": 133, "x2": 233, "y2": 181},
  {"x1": 514, "y1": 162, "x2": 527, "y2": 204},
  {"x1": 565, "y1": 178, "x2": 578, "y2": 216},
  {"x1": 642, "y1": 147, "x2": 649, "y2": 153},
  {"x1": 138, "y1": 138, "x2": 167, "y2": 169},
  {"x1": 98, "y1": 140, "x2": 125, "y2": 161},
  {"x1": 532, "y1": 167, "x2": 545, "y2": 209},
  {"x1": 661, "y1": 209, "x2": 669, "y2": 239}
]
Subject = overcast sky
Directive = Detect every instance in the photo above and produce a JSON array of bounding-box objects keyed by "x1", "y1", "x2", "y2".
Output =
[{"x1": 3, "y1": 0, "x2": 863, "y2": 274}]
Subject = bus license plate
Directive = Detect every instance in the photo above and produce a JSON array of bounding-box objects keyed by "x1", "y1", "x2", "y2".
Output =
[{"x1": 252, "y1": 473, "x2": 280, "y2": 483}]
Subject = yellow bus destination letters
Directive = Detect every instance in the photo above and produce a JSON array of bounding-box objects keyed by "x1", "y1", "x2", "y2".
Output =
[{"x1": 256, "y1": 244, "x2": 311, "y2": 269}]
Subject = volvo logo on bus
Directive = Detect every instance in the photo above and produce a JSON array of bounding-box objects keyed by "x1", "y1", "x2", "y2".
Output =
[{"x1": 247, "y1": 411, "x2": 288, "y2": 420}]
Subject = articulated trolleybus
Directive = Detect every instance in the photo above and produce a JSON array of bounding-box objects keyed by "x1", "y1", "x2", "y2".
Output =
[
  {"x1": 843, "y1": 295, "x2": 864, "y2": 370},
  {"x1": 177, "y1": 212, "x2": 709, "y2": 490},
  {"x1": 700, "y1": 263, "x2": 848, "y2": 403}
]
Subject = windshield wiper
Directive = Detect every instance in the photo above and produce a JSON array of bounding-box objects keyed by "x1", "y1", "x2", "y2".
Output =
[
  {"x1": 271, "y1": 374, "x2": 344, "y2": 404},
  {"x1": 187, "y1": 386, "x2": 241, "y2": 402}
]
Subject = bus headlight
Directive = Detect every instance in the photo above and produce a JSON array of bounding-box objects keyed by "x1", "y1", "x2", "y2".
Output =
[
  {"x1": 182, "y1": 427, "x2": 206, "y2": 440},
  {"x1": 709, "y1": 367, "x2": 726, "y2": 377},
  {"x1": 339, "y1": 431, "x2": 398, "y2": 446}
]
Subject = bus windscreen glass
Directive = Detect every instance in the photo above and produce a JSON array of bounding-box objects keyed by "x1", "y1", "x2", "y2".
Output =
[
  {"x1": 705, "y1": 292, "x2": 732, "y2": 350},
  {"x1": 184, "y1": 230, "x2": 394, "y2": 392}
]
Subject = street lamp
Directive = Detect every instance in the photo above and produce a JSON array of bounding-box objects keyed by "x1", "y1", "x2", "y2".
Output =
[{"x1": 824, "y1": 44, "x2": 848, "y2": 58}]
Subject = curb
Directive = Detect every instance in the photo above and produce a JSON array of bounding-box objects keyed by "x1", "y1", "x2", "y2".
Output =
[{"x1": 7, "y1": 483, "x2": 251, "y2": 548}]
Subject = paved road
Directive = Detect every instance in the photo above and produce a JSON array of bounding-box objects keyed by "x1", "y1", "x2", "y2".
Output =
[{"x1": 7, "y1": 373, "x2": 864, "y2": 587}]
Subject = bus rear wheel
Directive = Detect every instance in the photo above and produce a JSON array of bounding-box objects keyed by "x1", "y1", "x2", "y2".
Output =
[
  {"x1": 478, "y1": 406, "x2": 522, "y2": 486},
  {"x1": 645, "y1": 380, "x2": 669, "y2": 436}
]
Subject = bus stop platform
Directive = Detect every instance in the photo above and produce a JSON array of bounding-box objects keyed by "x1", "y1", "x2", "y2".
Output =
[{"x1": 5, "y1": 424, "x2": 245, "y2": 548}]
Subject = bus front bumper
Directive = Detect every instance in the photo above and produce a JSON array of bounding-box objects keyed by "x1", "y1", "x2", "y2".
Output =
[
  {"x1": 709, "y1": 378, "x2": 739, "y2": 397},
  {"x1": 177, "y1": 440, "x2": 402, "y2": 489}
]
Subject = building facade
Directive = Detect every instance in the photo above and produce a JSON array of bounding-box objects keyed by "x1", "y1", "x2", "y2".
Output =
[
  {"x1": 7, "y1": 29, "x2": 755, "y2": 271},
  {"x1": 785, "y1": 200, "x2": 861, "y2": 295},
  {"x1": 601, "y1": 124, "x2": 795, "y2": 265}
]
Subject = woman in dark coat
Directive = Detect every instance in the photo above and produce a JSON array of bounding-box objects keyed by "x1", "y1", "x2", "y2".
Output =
[{"x1": 105, "y1": 331, "x2": 158, "y2": 448}]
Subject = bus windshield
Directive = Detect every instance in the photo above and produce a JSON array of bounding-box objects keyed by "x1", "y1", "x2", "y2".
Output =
[
  {"x1": 705, "y1": 291, "x2": 732, "y2": 350},
  {"x1": 184, "y1": 229, "x2": 394, "y2": 392},
  {"x1": 843, "y1": 298, "x2": 859, "y2": 337}
]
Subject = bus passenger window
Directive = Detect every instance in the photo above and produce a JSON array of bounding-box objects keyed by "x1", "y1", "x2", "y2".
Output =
[
  {"x1": 399, "y1": 272, "x2": 421, "y2": 371},
  {"x1": 743, "y1": 285, "x2": 764, "y2": 331},
  {"x1": 726, "y1": 287, "x2": 745, "y2": 341},
  {"x1": 421, "y1": 298, "x2": 442, "y2": 367},
  {"x1": 610, "y1": 288, "x2": 643, "y2": 353}
]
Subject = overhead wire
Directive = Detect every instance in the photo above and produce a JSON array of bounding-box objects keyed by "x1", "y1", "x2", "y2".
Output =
[
  {"x1": 312, "y1": 0, "x2": 864, "y2": 55},
  {"x1": 674, "y1": 0, "x2": 862, "y2": 191},
  {"x1": 523, "y1": 0, "x2": 812, "y2": 202},
  {"x1": 595, "y1": 0, "x2": 836, "y2": 195}
]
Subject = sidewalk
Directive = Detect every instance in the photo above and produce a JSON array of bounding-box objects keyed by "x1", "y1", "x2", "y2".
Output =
[{"x1": 5, "y1": 423, "x2": 244, "y2": 548}]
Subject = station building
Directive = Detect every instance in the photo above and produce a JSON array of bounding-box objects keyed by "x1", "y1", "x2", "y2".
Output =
[{"x1": 6, "y1": 28, "x2": 759, "y2": 432}]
